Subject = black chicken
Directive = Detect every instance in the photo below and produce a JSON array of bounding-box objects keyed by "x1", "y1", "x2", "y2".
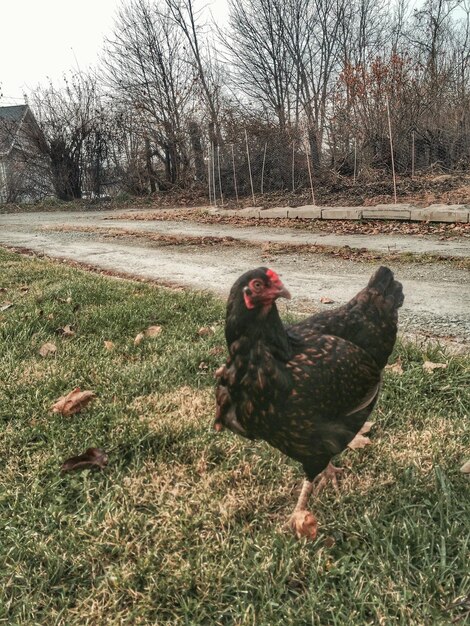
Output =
[{"x1": 214, "y1": 266, "x2": 404, "y2": 538}]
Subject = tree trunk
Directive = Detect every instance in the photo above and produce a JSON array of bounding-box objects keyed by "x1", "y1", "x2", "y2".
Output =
[
  {"x1": 145, "y1": 136, "x2": 156, "y2": 193},
  {"x1": 189, "y1": 122, "x2": 205, "y2": 182}
]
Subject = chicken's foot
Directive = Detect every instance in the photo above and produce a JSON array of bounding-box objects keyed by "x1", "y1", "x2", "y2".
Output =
[
  {"x1": 286, "y1": 479, "x2": 318, "y2": 540},
  {"x1": 312, "y1": 462, "x2": 345, "y2": 495}
]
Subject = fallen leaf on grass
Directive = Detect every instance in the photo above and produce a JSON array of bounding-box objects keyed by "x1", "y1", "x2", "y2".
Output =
[
  {"x1": 52, "y1": 387, "x2": 96, "y2": 416},
  {"x1": 423, "y1": 361, "x2": 447, "y2": 372},
  {"x1": 104, "y1": 340, "x2": 115, "y2": 351},
  {"x1": 39, "y1": 342, "x2": 57, "y2": 357},
  {"x1": 197, "y1": 326, "x2": 215, "y2": 337},
  {"x1": 134, "y1": 332, "x2": 145, "y2": 346},
  {"x1": 134, "y1": 325, "x2": 162, "y2": 345},
  {"x1": 348, "y1": 421, "x2": 374, "y2": 450},
  {"x1": 385, "y1": 358, "x2": 403, "y2": 375},
  {"x1": 1, "y1": 301, "x2": 14, "y2": 311},
  {"x1": 56, "y1": 324, "x2": 75, "y2": 337},
  {"x1": 460, "y1": 460, "x2": 470, "y2": 474},
  {"x1": 61, "y1": 447, "x2": 108, "y2": 472},
  {"x1": 320, "y1": 296, "x2": 335, "y2": 304},
  {"x1": 209, "y1": 345, "x2": 225, "y2": 356},
  {"x1": 145, "y1": 325, "x2": 162, "y2": 337},
  {"x1": 289, "y1": 510, "x2": 318, "y2": 541},
  {"x1": 0, "y1": 287, "x2": 6, "y2": 293},
  {"x1": 198, "y1": 361, "x2": 209, "y2": 370}
]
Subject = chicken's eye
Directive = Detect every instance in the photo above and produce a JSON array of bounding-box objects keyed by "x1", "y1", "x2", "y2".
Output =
[{"x1": 251, "y1": 280, "x2": 264, "y2": 292}]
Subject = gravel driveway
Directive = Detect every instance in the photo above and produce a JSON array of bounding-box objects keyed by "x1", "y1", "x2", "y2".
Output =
[{"x1": 1, "y1": 209, "x2": 469, "y2": 344}]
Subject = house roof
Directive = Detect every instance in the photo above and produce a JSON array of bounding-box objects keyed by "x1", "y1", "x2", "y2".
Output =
[{"x1": 0, "y1": 104, "x2": 29, "y2": 155}]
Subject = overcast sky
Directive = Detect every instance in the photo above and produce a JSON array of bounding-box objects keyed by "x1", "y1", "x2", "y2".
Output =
[{"x1": 0, "y1": 0, "x2": 227, "y2": 104}]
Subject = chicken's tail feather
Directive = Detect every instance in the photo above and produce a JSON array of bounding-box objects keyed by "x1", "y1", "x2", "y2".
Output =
[{"x1": 367, "y1": 266, "x2": 404, "y2": 309}]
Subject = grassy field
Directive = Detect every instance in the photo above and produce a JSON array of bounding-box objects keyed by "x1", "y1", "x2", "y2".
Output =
[{"x1": 0, "y1": 248, "x2": 469, "y2": 626}]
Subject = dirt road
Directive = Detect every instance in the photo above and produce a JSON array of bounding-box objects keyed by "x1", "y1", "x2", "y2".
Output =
[{"x1": 1, "y1": 209, "x2": 469, "y2": 344}]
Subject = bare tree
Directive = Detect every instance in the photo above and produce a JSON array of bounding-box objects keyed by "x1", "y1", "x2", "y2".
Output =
[
  {"x1": 223, "y1": 0, "x2": 296, "y2": 131},
  {"x1": 164, "y1": 0, "x2": 222, "y2": 145},
  {"x1": 28, "y1": 72, "x2": 108, "y2": 200},
  {"x1": 104, "y1": 0, "x2": 195, "y2": 187}
]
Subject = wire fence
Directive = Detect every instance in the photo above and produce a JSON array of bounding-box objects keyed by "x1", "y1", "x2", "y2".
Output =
[
  {"x1": 2, "y1": 111, "x2": 470, "y2": 205},
  {"x1": 199, "y1": 124, "x2": 470, "y2": 207}
]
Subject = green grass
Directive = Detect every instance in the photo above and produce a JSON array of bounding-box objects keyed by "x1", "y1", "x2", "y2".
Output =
[{"x1": 0, "y1": 248, "x2": 469, "y2": 626}]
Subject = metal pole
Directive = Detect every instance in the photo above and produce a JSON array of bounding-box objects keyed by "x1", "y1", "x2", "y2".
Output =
[
  {"x1": 244, "y1": 129, "x2": 255, "y2": 205},
  {"x1": 411, "y1": 130, "x2": 415, "y2": 179},
  {"x1": 217, "y1": 145, "x2": 224, "y2": 207},
  {"x1": 353, "y1": 137, "x2": 357, "y2": 184},
  {"x1": 306, "y1": 148, "x2": 316, "y2": 206},
  {"x1": 207, "y1": 147, "x2": 212, "y2": 205},
  {"x1": 231, "y1": 144, "x2": 239, "y2": 203},
  {"x1": 386, "y1": 97, "x2": 397, "y2": 204},
  {"x1": 211, "y1": 142, "x2": 217, "y2": 207},
  {"x1": 292, "y1": 140, "x2": 295, "y2": 192},
  {"x1": 261, "y1": 141, "x2": 267, "y2": 195}
]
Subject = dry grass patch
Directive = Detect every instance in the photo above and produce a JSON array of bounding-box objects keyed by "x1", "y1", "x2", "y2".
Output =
[{"x1": 132, "y1": 385, "x2": 213, "y2": 429}]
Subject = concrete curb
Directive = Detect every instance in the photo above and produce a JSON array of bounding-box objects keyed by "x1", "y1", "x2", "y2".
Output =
[{"x1": 209, "y1": 203, "x2": 470, "y2": 223}]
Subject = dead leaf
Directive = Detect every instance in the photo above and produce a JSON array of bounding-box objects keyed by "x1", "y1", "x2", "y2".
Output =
[
  {"x1": 209, "y1": 345, "x2": 225, "y2": 356},
  {"x1": 320, "y1": 296, "x2": 335, "y2": 304},
  {"x1": 104, "y1": 340, "x2": 115, "y2": 351},
  {"x1": 358, "y1": 421, "x2": 374, "y2": 435},
  {"x1": 348, "y1": 434, "x2": 372, "y2": 449},
  {"x1": 289, "y1": 510, "x2": 318, "y2": 541},
  {"x1": 47, "y1": 313, "x2": 54, "y2": 320},
  {"x1": 423, "y1": 361, "x2": 447, "y2": 372},
  {"x1": 20, "y1": 286, "x2": 29, "y2": 293},
  {"x1": 1, "y1": 301, "x2": 14, "y2": 312},
  {"x1": 460, "y1": 460, "x2": 470, "y2": 474},
  {"x1": 52, "y1": 387, "x2": 96, "y2": 416},
  {"x1": 199, "y1": 361, "x2": 209, "y2": 370},
  {"x1": 348, "y1": 422, "x2": 374, "y2": 450},
  {"x1": 39, "y1": 342, "x2": 57, "y2": 357},
  {"x1": 134, "y1": 325, "x2": 162, "y2": 345},
  {"x1": 145, "y1": 325, "x2": 162, "y2": 337},
  {"x1": 385, "y1": 358, "x2": 403, "y2": 375},
  {"x1": 197, "y1": 326, "x2": 215, "y2": 337},
  {"x1": 61, "y1": 447, "x2": 108, "y2": 472},
  {"x1": 0, "y1": 287, "x2": 6, "y2": 293},
  {"x1": 134, "y1": 332, "x2": 145, "y2": 346},
  {"x1": 56, "y1": 324, "x2": 75, "y2": 337}
]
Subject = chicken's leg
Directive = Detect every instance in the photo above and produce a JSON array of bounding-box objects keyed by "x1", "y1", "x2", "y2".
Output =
[{"x1": 287, "y1": 479, "x2": 318, "y2": 540}]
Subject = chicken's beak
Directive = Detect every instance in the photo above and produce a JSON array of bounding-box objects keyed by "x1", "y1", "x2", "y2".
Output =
[{"x1": 272, "y1": 281, "x2": 291, "y2": 301}]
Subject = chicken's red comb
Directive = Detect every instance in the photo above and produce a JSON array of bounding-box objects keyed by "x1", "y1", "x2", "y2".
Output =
[{"x1": 266, "y1": 269, "x2": 280, "y2": 281}]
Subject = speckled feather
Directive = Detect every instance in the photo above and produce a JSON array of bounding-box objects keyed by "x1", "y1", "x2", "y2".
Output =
[{"x1": 215, "y1": 266, "x2": 403, "y2": 480}]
